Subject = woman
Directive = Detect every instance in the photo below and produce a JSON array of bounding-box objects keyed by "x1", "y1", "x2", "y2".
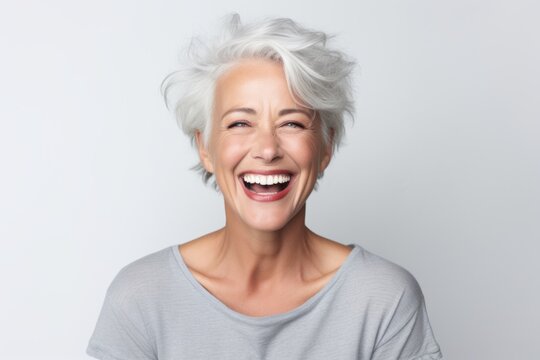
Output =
[{"x1": 87, "y1": 14, "x2": 442, "y2": 360}]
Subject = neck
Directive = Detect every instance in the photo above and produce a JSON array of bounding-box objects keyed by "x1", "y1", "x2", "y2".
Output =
[{"x1": 214, "y1": 204, "x2": 319, "y2": 294}]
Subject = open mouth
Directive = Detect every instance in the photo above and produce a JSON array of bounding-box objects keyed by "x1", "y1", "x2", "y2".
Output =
[{"x1": 240, "y1": 173, "x2": 293, "y2": 195}]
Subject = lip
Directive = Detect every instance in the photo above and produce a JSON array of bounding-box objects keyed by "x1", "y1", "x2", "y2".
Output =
[
  {"x1": 239, "y1": 169, "x2": 294, "y2": 176},
  {"x1": 238, "y1": 170, "x2": 295, "y2": 202}
]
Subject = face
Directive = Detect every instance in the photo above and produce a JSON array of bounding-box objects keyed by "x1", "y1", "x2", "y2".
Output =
[{"x1": 196, "y1": 58, "x2": 332, "y2": 232}]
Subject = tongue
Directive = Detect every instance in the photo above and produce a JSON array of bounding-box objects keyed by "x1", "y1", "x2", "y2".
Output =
[{"x1": 251, "y1": 184, "x2": 283, "y2": 194}]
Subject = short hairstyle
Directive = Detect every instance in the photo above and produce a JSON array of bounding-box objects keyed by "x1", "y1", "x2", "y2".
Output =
[{"x1": 161, "y1": 13, "x2": 356, "y2": 188}]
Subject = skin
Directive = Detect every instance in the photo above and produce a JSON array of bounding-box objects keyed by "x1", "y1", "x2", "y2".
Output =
[{"x1": 179, "y1": 58, "x2": 352, "y2": 317}]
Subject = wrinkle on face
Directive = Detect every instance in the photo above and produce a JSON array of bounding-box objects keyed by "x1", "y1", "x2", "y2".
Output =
[{"x1": 198, "y1": 58, "x2": 332, "y2": 232}]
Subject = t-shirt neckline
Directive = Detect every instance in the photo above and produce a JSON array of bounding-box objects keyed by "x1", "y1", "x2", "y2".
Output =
[{"x1": 171, "y1": 242, "x2": 360, "y2": 326}]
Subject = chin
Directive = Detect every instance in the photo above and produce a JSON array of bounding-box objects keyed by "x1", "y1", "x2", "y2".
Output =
[{"x1": 242, "y1": 212, "x2": 294, "y2": 232}]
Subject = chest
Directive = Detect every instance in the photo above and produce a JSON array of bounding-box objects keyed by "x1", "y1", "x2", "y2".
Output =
[
  {"x1": 155, "y1": 305, "x2": 376, "y2": 360},
  {"x1": 192, "y1": 271, "x2": 334, "y2": 317}
]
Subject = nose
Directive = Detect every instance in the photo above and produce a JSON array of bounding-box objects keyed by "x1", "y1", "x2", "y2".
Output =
[{"x1": 251, "y1": 127, "x2": 282, "y2": 163}]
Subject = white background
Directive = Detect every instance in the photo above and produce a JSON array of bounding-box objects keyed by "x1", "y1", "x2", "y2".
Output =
[{"x1": 1, "y1": 0, "x2": 539, "y2": 359}]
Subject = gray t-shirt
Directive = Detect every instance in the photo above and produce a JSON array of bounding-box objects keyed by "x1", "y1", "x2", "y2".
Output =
[{"x1": 87, "y1": 243, "x2": 442, "y2": 359}]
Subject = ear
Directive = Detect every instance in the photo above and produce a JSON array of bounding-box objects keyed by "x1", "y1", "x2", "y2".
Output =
[
  {"x1": 319, "y1": 128, "x2": 334, "y2": 173},
  {"x1": 195, "y1": 130, "x2": 214, "y2": 173}
]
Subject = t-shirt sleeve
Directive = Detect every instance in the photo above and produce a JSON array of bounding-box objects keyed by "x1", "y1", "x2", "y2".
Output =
[
  {"x1": 87, "y1": 279, "x2": 156, "y2": 360},
  {"x1": 371, "y1": 271, "x2": 443, "y2": 360}
]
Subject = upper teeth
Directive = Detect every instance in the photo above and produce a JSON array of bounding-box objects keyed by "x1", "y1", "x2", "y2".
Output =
[{"x1": 243, "y1": 174, "x2": 291, "y2": 185}]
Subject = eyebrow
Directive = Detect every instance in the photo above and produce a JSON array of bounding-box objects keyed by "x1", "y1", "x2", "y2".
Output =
[{"x1": 221, "y1": 107, "x2": 314, "y2": 120}]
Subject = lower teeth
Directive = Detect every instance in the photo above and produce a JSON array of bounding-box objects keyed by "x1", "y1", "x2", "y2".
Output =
[{"x1": 244, "y1": 181, "x2": 289, "y2": 193}]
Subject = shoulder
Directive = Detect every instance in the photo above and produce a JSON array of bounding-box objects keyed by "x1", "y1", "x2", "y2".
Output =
[
  {"x1": 346, "y1": 244, "x2": 425, "y2": 312},
  {"x1": 104, "y1": 246, "x2": 174, "y2": 305}
]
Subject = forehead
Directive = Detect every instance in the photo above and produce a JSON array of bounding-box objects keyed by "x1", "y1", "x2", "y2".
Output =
[{"x1": 213, "y1": 59, "x2": 311, "y2": 114}]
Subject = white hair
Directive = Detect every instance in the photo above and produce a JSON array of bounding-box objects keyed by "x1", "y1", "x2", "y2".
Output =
[{"x1": 161, "y1": 13, "x2": 356, "y2": 187}]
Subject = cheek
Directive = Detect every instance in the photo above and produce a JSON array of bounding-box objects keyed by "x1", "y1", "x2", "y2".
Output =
[
  {"x1": 281, "y1": 134, "x2": 322, "y2": 166},
  {"x1": 214, "y1": 136, "x2": 248, "y2": 170}
]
